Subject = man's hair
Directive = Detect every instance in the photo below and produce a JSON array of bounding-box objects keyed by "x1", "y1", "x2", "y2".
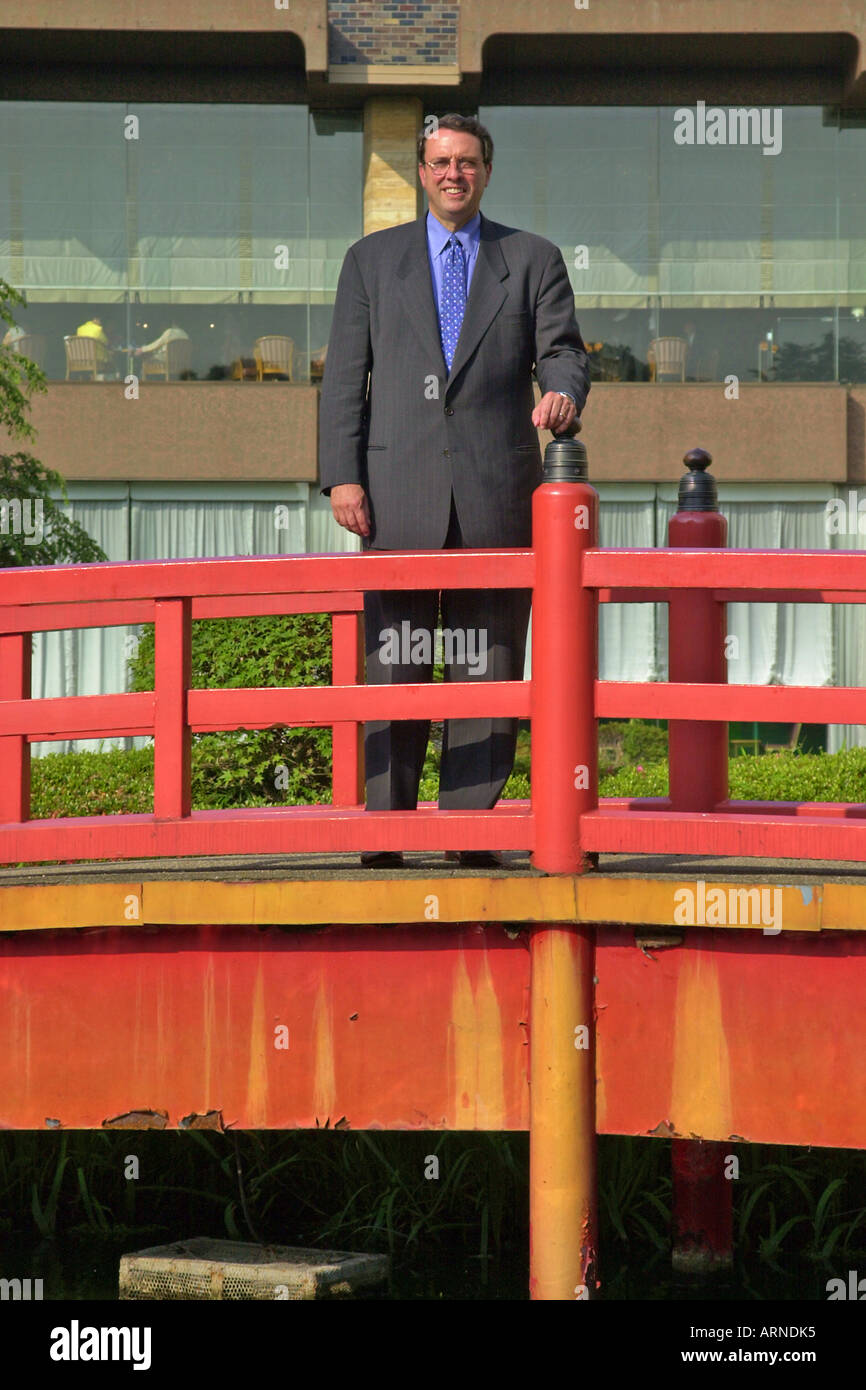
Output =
[{"x1": 417, "y1": 114, "x2": 493, "y2": 168}]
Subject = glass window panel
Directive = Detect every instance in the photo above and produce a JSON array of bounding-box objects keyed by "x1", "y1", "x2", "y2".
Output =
[
  {"x1": 480, "y1": 104, "x2": 866, "y2": 379},
  {"x1": 0, "y1": 101, "x2": 362, "y2": 380}
]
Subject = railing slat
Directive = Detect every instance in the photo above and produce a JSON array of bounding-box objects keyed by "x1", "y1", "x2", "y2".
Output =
[
  {"x1": 186, "y1": 681, "x2": 530, "y2": 727},
  {"x1": 153, "y1": 598, "x2": 191, "y2": 821},
  {"x1": 586, "y1": 548, "x2": 866, "y2": 591},
  {"x1": 597, "y1": 680, "x2": 865, "y2": 723},
  {"x1": 0, "y1": 692, "x2": 154, "y2": 738},
  {"x1": 0, "y1": 550, "x2": 535, "y2": 607},
  {"x1": 331, "y1": 612, "x2": 365, "y2": 807},
  {"x1": 0, "y1": 632, "x2": 30, "y2": 824}
]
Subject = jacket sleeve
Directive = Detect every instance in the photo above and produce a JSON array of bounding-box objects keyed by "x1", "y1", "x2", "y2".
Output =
[
  {"x1": 533, "y1": 244, "x2": 591, "y2": 416},
  {"x1": 318, "y1": 244, "x2": 373, "y2": 495}
]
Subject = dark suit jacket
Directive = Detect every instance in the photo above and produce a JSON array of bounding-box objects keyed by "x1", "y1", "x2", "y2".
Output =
[{"x1": 319, "y1": 210, "x2": 591, "y2": 549}]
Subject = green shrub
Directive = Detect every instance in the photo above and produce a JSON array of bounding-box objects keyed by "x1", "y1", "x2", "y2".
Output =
[
  {"x1": 127, "y1": 614, "x2": 333, "y2": 807},
  {"x1": 32, "y1": 746, "x2": 154, "y2": 818},
  {"x1": 599, "y1": 720, "x2": 667, "y2": 775},
  {"x1": 599, "y1": 746, "x2": 866, "y2": 803},
  {"x1": 729, "y1": 746, "x2": 866, "y2": 803},
  {"x1": 600, "y1": 761, "x2": 668, "y2": 797}
]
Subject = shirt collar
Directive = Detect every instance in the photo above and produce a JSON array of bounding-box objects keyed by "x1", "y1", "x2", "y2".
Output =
[{"x1": 427, "y1": 210, "x2": 481, "y2": 257}]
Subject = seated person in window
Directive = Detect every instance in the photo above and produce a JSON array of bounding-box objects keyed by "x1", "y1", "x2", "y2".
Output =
[
  {"x1": 76, "y1": 316, "x2": 112, "y2": 369},
  {"x1": 135, "y1": 323, "x2": 189, "y2": 366},
  {"x1": 2, "y1": 323, "x2": 26, "y2": 349}
]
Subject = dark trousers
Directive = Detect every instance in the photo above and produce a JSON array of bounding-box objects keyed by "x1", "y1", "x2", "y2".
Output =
[{"x1": 363, "y1": 494, "x2": 532, "y2": 811}]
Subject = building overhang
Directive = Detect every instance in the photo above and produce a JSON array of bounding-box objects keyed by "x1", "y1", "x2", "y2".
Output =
[
  {"x1": 0, "y1": 0, "x2": 327, "y2": 100},
  {"x1": 463, "y1": 1, "x2": 866, "y2": 108}
]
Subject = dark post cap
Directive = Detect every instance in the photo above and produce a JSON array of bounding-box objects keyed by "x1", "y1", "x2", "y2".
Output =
[
  {"x1": 678, "y1": 447, "x2": 718, "y2": 512},
  {"x1": 543, "y1": 432, "x2": 588, "y2": 482}
]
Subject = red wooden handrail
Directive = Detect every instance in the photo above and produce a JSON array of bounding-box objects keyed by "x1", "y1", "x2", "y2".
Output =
[{"x1": 0, "y1": 545, "x2": 555, "y2": 867}]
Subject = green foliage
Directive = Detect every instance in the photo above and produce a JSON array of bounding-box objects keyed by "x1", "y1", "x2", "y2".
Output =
[
  {"x1": 31, "y1": 746, "x2": 154, "y2": 818},
  {"x1": 622, "y1": 719, "x2": 668, "y2": 765},
  {"x1": 772, "y1": 331, "x2": 866, "y2": 384},
  {"x1": 599, "y1": 719, "x2": 668, "y2": 776},
  {"x1": 728, "y1": 747, "x2": 866, "y2": 803},
  {"x1": 600, "y1": 746, "x2": 866, "y2": 803},
  {"x1": 0, "y1": 278, "x2": 46, "y2": 441},
  {"x1": 0, "y1": 277, "x2": 107, "y2": 567},
  {"x1": 127, "y1": 614, "x2": 334, "y2": 806},
  {"x1": 599, "y1": 1135, "x2": 670, "y2": 1252},
  {"x1": 600, "y1": 761, "x2": 669, "y2": 797},
  {"x1": 0, "y1": 452, "x2": 107, "y2": 568}
]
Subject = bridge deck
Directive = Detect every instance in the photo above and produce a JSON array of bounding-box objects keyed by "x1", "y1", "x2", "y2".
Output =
[{"x1": 1, "y1": 852, "x2": 865, "y2": 932}]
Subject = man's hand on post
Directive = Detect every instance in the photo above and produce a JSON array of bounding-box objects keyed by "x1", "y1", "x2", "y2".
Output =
[
  {"x1": 532, "y1": 390, "x2": 577, "y2": 436},
  {"x1": 330, "y1": 483, "x2": 371, "y2": 538}
]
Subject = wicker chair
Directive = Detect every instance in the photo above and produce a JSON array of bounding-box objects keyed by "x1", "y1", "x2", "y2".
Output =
[
  {"x1": 64, "y1": 335, "x2": 106, "y2": 380},
  {"x1": 10, "y1": 334, "x2": 48, "y2": 370},
  {"x1": 141, "y1": 336, "x2": 192, "y2": 382},
  {"x1": 254, "y1": 335, "x2": 294, "y2": 381},
  {"x1": 648, "y1": 336, "x2": 687, "y2": 382}
]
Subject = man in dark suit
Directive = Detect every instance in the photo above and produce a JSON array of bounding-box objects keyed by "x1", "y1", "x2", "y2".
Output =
[{"x1": 319, "y1": 114, "x2": 591, "y2": 867}]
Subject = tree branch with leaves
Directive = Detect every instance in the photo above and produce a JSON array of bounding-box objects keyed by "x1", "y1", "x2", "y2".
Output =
[{"x1": 0, "y1": 278, "x2": 106, "y2": 567}]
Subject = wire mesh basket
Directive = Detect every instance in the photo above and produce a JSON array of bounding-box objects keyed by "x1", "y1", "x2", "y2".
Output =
[{"x1": 119, "y1": 1237, "x2": 389, "y2": 1300}]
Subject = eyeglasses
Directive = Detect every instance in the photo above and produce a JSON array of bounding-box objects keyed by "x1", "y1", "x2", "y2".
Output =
[{"x1": 424, "y1": 157, "x2": 484, "y2": 175}]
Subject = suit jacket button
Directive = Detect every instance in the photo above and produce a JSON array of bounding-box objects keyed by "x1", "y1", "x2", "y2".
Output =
[{"x1": 444, "y1": 406, "x2": 454, "y2": 416}]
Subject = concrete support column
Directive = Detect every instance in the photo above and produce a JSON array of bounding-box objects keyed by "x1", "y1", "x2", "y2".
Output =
[{"x1": 363, "y1": 96, "x2": 423, "y2": 235}]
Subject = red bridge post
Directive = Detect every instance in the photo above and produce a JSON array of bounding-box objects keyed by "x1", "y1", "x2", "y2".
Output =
[
  {"x1": 529, "y1": 436, "x2": 599, "y2": 1300},
  {"x1": 531, "y1": 435, "x2": 598, "y2": 875},
  {"x1": 668, "y1": 447, "x2": 734, "y2": 1275}
]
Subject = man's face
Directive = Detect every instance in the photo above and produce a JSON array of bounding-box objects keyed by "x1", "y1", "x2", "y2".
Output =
[{"x1": 419, "y1": 128, "x2": 491, "y2": 229}]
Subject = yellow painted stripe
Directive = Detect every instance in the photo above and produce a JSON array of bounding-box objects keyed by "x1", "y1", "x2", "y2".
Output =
[
  {"x1": 0, "y1": 874, "x2": 858, "y2": 933},
  {"x1": 577, "y1": 879, "x2": 824, "y2": 933}
]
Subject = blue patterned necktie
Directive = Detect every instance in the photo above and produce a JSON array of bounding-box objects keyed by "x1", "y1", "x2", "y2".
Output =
[{"x1": 440, "y1": 234, "x2": 467, "y2": 373}]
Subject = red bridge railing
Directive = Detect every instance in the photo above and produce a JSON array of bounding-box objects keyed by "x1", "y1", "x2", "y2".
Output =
[
  {"x1": 588, "y1": 545, "x2": 866, "y2": 863},
  {"x1": 3, "y1": 474, "x2": 866, "y2": 871},
  {"x1": 0, "y1": 521, "x2": 590, "y2": 868}
]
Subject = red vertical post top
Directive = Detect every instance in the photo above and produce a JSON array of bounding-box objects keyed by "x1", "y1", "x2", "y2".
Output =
[
  {"x1": 667, "y1": 448, "x2": 729, "y2": 811},
  {"x1": 531, "y1": 434, "x2": 599, "y2": 875}
]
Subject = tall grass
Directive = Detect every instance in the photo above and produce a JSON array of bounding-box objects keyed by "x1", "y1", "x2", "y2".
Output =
[{"x1": 3, "y1": 1128, "x2": 866, "y2": 1296}]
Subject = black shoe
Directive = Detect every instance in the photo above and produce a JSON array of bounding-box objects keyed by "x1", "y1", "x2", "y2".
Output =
[
  {"x1": 445, "y1": 851, "x2": 505, "y2": 869},
  {"x1": 360, "y1": 851, "x2": 404, "y2": 868}
]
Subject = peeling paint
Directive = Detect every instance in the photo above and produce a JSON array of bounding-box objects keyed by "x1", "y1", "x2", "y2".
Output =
[
  {"x1": 648, "y1": 1119, "x2": 677, "y2": 1137},
  {"x1": 797, "y1": 885, "x2": 813, "y2": 905},
  {"x1": 635, "y1": 930, "x2": 684, "y2": 951},
  {"x1": 178, "y1": 1109, "x2": 224, "y2": 1131},
  {"x1": 103, "y1": 1109, "x2": 168, "y2": 1129}
]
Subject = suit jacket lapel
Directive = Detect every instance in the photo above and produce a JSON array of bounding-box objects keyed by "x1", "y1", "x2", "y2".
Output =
[
  {"x1": 446, "y1": 213, "x2": 509, "y2": 386},
  {"x1": 396, "y1": 217, "x2": 446, "y2": 371}
]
